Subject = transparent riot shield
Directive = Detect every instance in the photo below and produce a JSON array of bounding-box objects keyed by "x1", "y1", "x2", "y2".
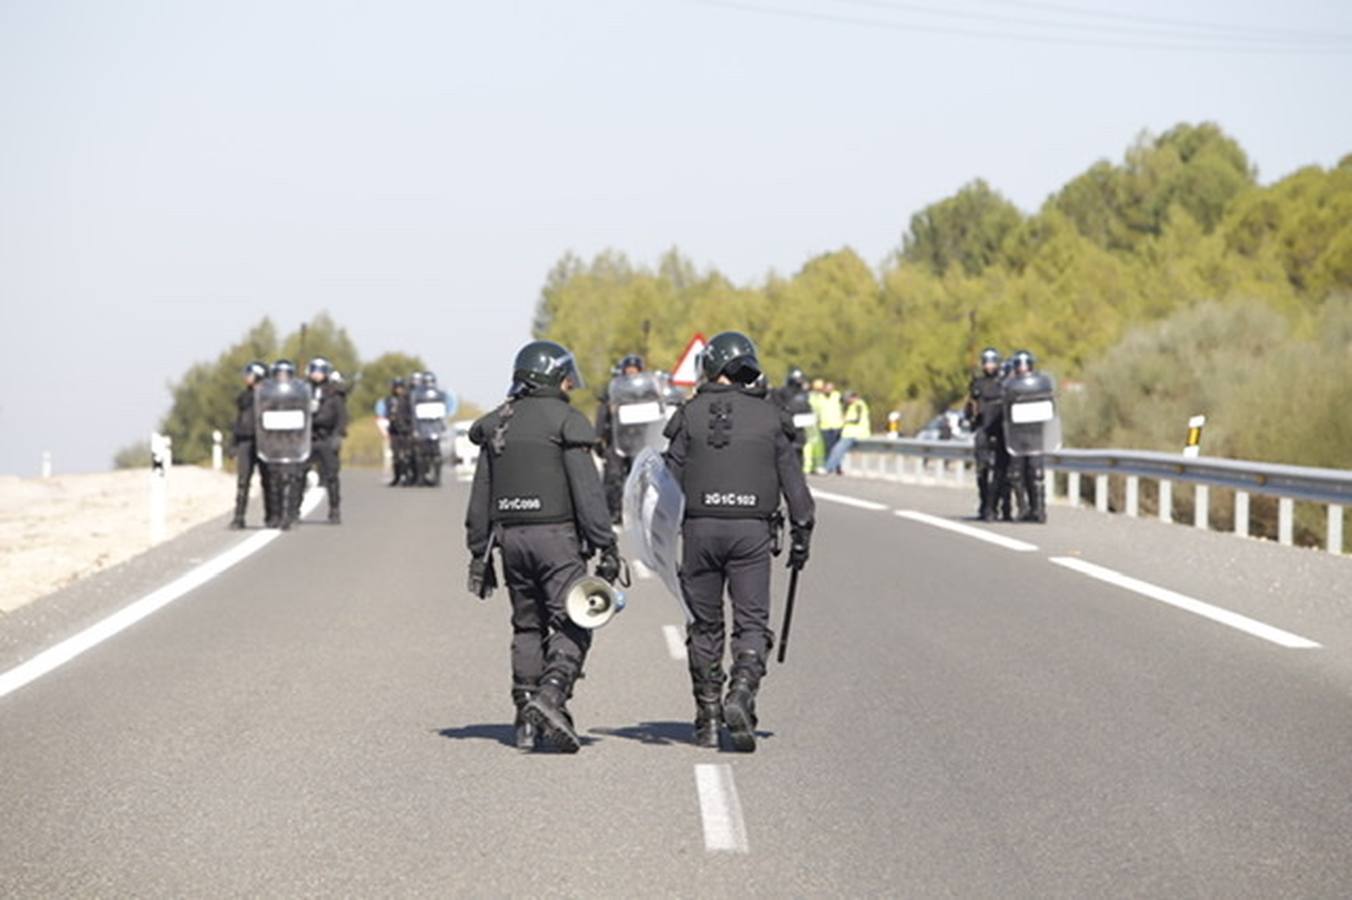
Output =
[
  {"x1": 610, "y1": 373, "x2": 666, "y2": 458},
  {"x1": 255, "y1": 379, "x2": 313, "y2": 463},
  {"x1": 1003, "y1": 372, "x2": 1062, "y2": 458},
  {"x1": 623, "y1": 447, "x2": 688, "y2": 619},
  {"x1": 412, "y1": 387, "x2": 449, "y2": 441}
]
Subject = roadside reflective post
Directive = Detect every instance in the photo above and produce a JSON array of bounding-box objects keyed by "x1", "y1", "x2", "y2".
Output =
[{"x1": 212, "y1": 430, "x2": 224, "y2": 471}]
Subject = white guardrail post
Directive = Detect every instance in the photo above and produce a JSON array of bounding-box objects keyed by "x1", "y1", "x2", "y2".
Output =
[
  {"x1": 212, "y1": 430, "x2": 224, "y2": 471},
  {"x1": 847, "y1": 437, "x2": 1352, "y2": 556}
]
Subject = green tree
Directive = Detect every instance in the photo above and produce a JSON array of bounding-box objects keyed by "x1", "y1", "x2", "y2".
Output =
[{"x1": 899, "y1": 179, "x2": 1023, "y2": 277}]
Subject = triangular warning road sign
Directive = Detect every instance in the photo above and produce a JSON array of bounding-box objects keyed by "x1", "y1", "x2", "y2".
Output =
[{"x1": 670, "y1": 333, "x2": 707, "y2": 387}]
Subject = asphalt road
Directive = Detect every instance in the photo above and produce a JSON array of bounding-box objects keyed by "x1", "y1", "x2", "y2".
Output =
[{"x1": 3, "y1": 470, "x2": 1352, "y2": 897}]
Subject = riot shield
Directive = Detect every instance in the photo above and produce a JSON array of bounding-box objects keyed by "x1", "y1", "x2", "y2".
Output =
[
  {"x1": 623, "y1": 447, "x2": 689, "y2": 620},
  {"x1": 1003, "y1": 372, "x2": 1062, "y2": 457},
  {"x1": 412, "y1": 387, "x2": 449, "y2": 441},
  {"x1": 609, "y1": 373, "x2": 666, "y2": 458},
  {"x1": 255, "y1": 379, "x2": 313, "y2": 463}
]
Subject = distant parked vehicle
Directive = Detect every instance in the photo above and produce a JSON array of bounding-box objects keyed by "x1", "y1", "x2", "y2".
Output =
[{"x1": 916, "y1": 410, "x2": 974, "y2": 444}]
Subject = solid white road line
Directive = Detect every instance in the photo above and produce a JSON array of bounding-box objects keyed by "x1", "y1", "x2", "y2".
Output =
[
  {"x1": 694, "y1": 764, "x2": 750, "y2": 853},
  {"x1": 0, "y1": 530, "x2": 283, "y2": 700},
  {"x1": 895, "y1": 510, "x2": 1039, "y2": 552},
  {"x1": 810, "y1": 489, "x2": 888, "y2": 512},
  {"x1": 1050, "y1": 556, "x2": 1321, "y2": 650},
  {"x1": 663, "y1": 625, "x2": 688, "y2": 661},
  {"x1": 632, "y1": 559, "x2": 654, "y2": 580},
  {"x1": 0, "y1": 487, "x2": 327, "y2": 701}
]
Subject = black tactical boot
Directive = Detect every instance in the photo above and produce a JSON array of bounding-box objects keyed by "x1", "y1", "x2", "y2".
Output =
[
  {"x1": 327, "y1": 481, "x2": 341, "y2": 524},
  {"x1": 511, "y1": 688, "x2": 537, "y2": 752},
  {"x1": 522, "y1": 675, "x2": 580, "y2": 753},
  {"x1": 694, "y1": 696, "x2": 722, "y2": 749},
  {"x1": 230, "y1": 485, "x2": 249, "y2": 529},
  {"x1": 723, "y1": 651, "x2": 764, "y2": 753}
]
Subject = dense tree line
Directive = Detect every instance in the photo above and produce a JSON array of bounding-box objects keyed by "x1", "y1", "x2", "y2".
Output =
[{"x1": 533, "y1": 123, "x2": 1351, "y2": 471}]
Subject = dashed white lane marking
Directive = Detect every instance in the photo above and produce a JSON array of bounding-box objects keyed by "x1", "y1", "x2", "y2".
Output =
[
  {"x1": 895, "y1": 510, "x2": 1039, "y2": 552},
  {"x1": 1050, "y1": 557, "x2": 1320, "y2": 650},
  {"x1": 0, "y1": 488, "x2": 326, "y2": 701},
  {"x1": 810, "y1": 488, "x2": 888, "y2": 511},
  {"x1": 662, "y1": 625, "x2": 688, "y2": 661},
  {"x1": 632, "y1": 559, "x2": 654, "y2": 580},
  {"x1": 695, "y1": 764, "x2": 749, "y2": 853}
]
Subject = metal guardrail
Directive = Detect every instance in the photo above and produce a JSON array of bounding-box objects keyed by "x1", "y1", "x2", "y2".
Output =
[{"x1": 846, "y1": 437, "x2": 1350, "y2": 555}]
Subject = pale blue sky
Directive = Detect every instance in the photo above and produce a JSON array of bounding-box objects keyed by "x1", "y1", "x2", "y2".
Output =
[{"x1": 2, "y1": 0, "x2": 1349, "y2": 473}]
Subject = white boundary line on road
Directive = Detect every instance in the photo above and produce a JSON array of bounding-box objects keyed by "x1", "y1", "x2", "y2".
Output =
[
  {"x1": 0, "y1": 490, "x2": 323, "y2": 701},
  {"x1": 895, "y1": 510, "x2": 1039, "y2": 552},
  {"x1": 1050, "y1": 556, "x2": 1321, "y2": 650},
  {"x1": 695, "y1": 764, "x2": 749, "y2": 853},
  {"x1": 810, "y1": 488, "x2": 888, "y2": 511},
  {"x1": 662, "y1": 625, "x2": 687, "y2": 661}
]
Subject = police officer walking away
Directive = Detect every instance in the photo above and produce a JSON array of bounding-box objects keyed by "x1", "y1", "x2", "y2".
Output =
[
  {"x1": 966, "y1": 348, "x2": 1011, "y2": 521},
  {"x1": 465, "y1": 341, "x2": 620, "y2": 753},
  {"x1": 229, "y1": 361, "x2": 268, "y2": 529},
  {"x1": 308, "y1": 358, "x2": 347, "y2": 524},
  {"x1": 664, "y1": 332, "x2": 815, "y2": 752}
]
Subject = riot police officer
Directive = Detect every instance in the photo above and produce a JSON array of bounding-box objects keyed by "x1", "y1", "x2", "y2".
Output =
[
  {"x1": 308, "y1": 358, "x2": 347, "y2": 524},
  {"x1": 772, "y1": 366, "x2": 814, "y2": 469},
  {"x1": 966, "y1": 348, "x2": 1011, "y2": 521},
  {"x1": 1006, "y1": 350, "x2": 1051, "y2": 523},
  {"x1": 595, "y1": 353, "x2": 645, "y2": 523},
  {"x1": 465, "y1": 341, "x2": 619, "y2": 753},
  {"x1": 664, "y1": 332, "x2": 815, "y2": 752},
  {"x1": 258, "y1": 359, "x2": 311, "y2": 530},
  {"x1": 386, "y1": 377, "x2": 414, "y2": 486},
  {"x1": 230, "y1": 361, "x2": 268, "y2": 529}
]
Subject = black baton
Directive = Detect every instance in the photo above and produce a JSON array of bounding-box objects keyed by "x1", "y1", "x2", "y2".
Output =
[{"x1": 777, "y1": 565, "x2": 801, "y2": 664}]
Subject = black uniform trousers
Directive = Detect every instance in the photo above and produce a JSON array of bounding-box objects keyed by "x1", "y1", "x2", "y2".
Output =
[
  {"x1": 680, "y1": 517, "x2": 774, "y2": 690},
  {"x1": 601, "y1": 446, "x2": 631, "y2": 522},
  {"x1": 500, "y1": 522, "x2": 592, "y2": 695},
  {"x1": 234, "y1": 439, "x2": 258, "y2": 519},
  {"x1": 390, "y1": 431, "x2": 413, "y2": 483},
  {"x1": 312, "y1": 434, "x2": 341, "y2": 511},
  {"x1": 975, "y1": 426, "x2": 1011, "y2": 517}
]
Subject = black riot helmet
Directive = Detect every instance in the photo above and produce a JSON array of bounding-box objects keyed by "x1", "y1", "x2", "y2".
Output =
[
  {"x1": 512, "y1": 340, "x2": 584, "y2": 392},
  {"x1": 307, "y1": 357, "x2": 333, "y2": 380},
  {"x1": 423, "y1": 371, "x2": 438, "y2": 388},
  {"x1": 243, "y1": 361, "x2": 267, "y2": 383},
  {"x1": 391, "y1": 376, "x2": 407, "y2": 392},
  {"x1": 979, "y1": 347, "x2": 1001, "y2": 373},
  {"x1": 617, "y1": 354, "x2": 644, "y2": 375},
  {"x1": 1012, "y1": 349, "x2": 1037, "y2": 375},
  {"x1": 699, "y1": 331, "x2": 761, "y2": 384},
  {"x1": 271, "y1": 359, "x2": 296, "y2": 381},
  {"x1": 786, "y1": 366, "x2": 807, "y2": 389}
]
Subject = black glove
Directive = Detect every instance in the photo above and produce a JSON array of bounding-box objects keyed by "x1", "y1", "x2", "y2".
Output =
[
  {"x1": 788, "y1": 524, "x2": 812, "y2": 570},
  {"x1": 595, "y1": 545, "x2": 622, "y2": 584},
  {"x1": 468, "y1": 555, "x2": 497, "y2": 599}
]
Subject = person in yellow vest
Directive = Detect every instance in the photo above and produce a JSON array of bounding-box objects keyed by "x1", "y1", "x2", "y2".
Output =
[
  {"x1": 825, "y1": 391, "x2": 871, "y2": 475},
  {"x1": 806, "y1": 378, "x2": 828, "y2": 473},
  {"x1": 817, "y1": 381, "x2": 845, "y2": 465}
]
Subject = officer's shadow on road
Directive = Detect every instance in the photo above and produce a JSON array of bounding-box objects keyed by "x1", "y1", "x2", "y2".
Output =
[
  {"x1": 434, "y1": 724, "x2": 601, "y2": 749},
  {"x1": 591, "y1": 721, "x2": 776, "y2": 748}
]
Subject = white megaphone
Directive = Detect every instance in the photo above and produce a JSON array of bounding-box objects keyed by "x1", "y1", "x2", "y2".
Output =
[{"x1": 564, "y1": 575, "x2": 626, "y2": 629}]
